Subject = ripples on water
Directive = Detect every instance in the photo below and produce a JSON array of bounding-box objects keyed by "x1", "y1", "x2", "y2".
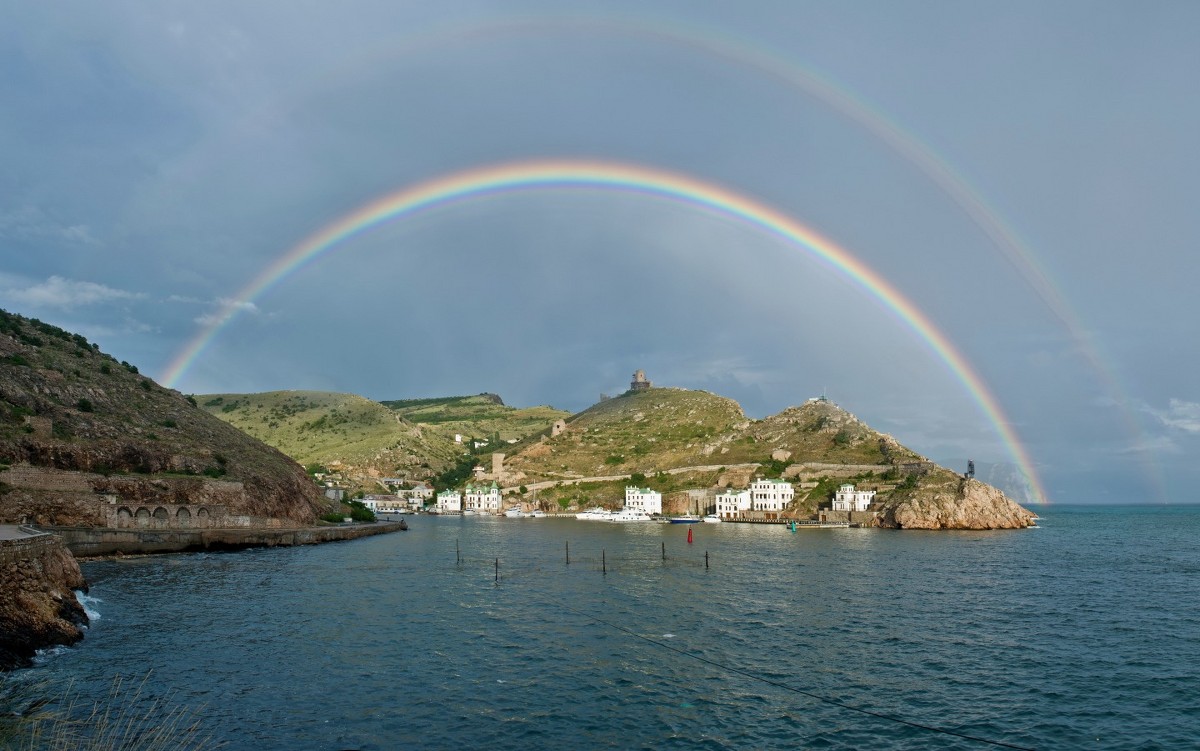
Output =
[{"x1": 20, "y1": 506, "x2": 1200, "y2": 750}]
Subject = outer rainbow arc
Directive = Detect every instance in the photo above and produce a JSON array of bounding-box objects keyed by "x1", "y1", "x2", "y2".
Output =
[{"x1": 161, "y1": 158, "x2": 1046, "y2": 503}]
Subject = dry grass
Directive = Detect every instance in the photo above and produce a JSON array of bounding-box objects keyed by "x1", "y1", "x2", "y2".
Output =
[{"x1": 2, "y1": 674, "x2": 220, "y2": 751}]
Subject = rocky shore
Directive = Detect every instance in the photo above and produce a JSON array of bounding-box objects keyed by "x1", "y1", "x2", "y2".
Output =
[
  {"x1": 0, "y1": 530, "x2": 88, "y2": 670},
  {"x1": 873, "y1": 477, "x2": 1037, "y2": 530}
]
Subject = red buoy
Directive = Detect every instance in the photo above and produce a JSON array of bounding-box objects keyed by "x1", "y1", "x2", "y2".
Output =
[{"x1": 687, "y1": 527, "x2": 693, "y2": 544}]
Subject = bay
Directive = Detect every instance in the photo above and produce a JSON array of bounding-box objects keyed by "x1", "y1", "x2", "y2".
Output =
[{"x1": 21, "y1": 506, "x2": 1200, "y2": 750}]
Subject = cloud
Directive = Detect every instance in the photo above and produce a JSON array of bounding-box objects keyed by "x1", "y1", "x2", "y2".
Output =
[
  {"x1": 5, "y1": 275, "x2": 144, "y2": 309},
  {"x1": 0, "y1": 206, "x2": 100, "y2": 247},
  {"x1": 193, "y1": 298, "x2": 260, "y2": 327},
  {"x1": 1148, "y1": 399, "x2": 1200, "y2": 434}
]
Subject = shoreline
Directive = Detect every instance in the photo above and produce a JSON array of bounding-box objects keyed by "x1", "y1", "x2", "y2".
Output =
[{"x1": 37, "y1": 520, "x2": 406, "y2": 558}]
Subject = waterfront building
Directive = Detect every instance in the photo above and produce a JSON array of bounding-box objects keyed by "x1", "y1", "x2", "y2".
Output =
[
  {"x1": 715, "y1": 488, "x2": 752, "y2": 519},
  {"x1": 464, "y1": 482, "x2": 502, "y2": 513},
  {"x1": 833, "y1": 483, "x2": 876, "y2": 512},
  {"x1": 624, "y1": 486, "x2": 662, "y2": 515},
  {"x1": 436, "y1": 490, "x2": 462, "y2": 513},
  {"x1": 750, "y1": 478, "x2": 795, "y2": 512}
]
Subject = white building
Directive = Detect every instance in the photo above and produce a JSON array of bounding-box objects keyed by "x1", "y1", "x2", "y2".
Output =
[
  {"x1": 464, "y1": 482, "x2": 502, "y2": 513},
  {"x1": 715, "y1": 488, "x2": 751, "y2": 519},
  {"x1": 363, "y1": 494, "x2": 405, "y2": 513},
  {"x1": 624, "y1": 486, "x2": 662, "y2": 515},
  {"x1": 436, "y1": 489, "x2": 462, "y2": 513},
  {"x1": 833, "y1": 483, "x2": 876, "y2": 512},
  {"x1": 750, "y1": 478, "x2": 795, "y2": 512}
]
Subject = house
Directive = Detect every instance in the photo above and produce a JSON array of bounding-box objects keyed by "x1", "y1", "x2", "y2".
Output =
[
  {"x1": 363, "y1": 494, "x2": 405, "y2": 513},
  {"x1": 749, "y1": 478, "x2": 794, "y2": 512},
  {"x1": 436, "y1": 489, "x2": 462, "y2": 513},
  {"x1": 833, "y1": 483, "x2": 876, "y2": 512},
  {"x1": 715, "y1": 488, "x2": 751, "y2": 519},
  {"x1": 464, "y1": 482, "x2": 502, "y2": 513},
  {"x1": 624, "y1": 486, "x2": 662, "y2": 515}
]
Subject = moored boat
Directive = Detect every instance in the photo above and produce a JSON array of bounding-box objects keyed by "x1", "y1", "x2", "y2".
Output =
[
  {"x1": 668, "y1": 515, "x2": 700, "y2": 524},
  {"x1": 702, "y1": 514, "x2": 722, "y2": 523},
  {"x1": 609, "y1": 508, "x2": 654, "y2": 523}
]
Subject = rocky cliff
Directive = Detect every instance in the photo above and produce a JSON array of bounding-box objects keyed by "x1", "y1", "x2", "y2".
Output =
[
  {"x1": 873, "y1": 476, "x2": 1037, "y2": 530},
  {"x1": 0, "y1": 533, "x2": 88, "y2": 670}
]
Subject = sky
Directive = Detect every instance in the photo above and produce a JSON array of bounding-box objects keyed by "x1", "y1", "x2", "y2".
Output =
[{"x1": 2, "y1": 1, "x2": 1197, "y2": 504}]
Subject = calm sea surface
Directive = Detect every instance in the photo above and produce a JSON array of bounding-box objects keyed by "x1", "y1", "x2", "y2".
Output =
[{"x1": 16, "y1": 505, "x2": 1200, "y2": 750}]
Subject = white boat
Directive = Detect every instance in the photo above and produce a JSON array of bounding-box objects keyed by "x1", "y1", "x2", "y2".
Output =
[
  {"x1": 609, "y1": 508, "x2": 654, "y2": 523},
  {"x1": 702, "y1": 514, "x2": 723, "y2": 523},
  {"x1": 462, "y1": 509, "x2": 476, "y2": 516},
  {"x1": 576, "y1": 508, "x2": 613, "y2": 520},
  {"x1": 528, "y1": 510, "x2": 546, "y2": 518},
  {"x1": 503, "y1": 508, "x2": 524, "y2": 518}
]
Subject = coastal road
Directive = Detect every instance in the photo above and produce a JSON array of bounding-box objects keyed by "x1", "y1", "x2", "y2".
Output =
[{"x1": 504, "y1": 463, "x2": 763, "y2": 493}]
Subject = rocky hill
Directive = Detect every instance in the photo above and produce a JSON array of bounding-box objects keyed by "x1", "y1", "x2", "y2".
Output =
[
  {"x1": 502, "y1": 388, "x2": 927, "y2": 482},
  {"x1": 0, "y1": 310, "x2": 330, "y2": 526},
  {"x1": 500, "y1": 387, "x2": 1034, "y2": 528}
]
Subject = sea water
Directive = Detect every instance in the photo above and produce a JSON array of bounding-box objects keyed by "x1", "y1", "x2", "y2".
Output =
[{"x1": 18, "y1": 506, "x2": 1200, "y2": 749}]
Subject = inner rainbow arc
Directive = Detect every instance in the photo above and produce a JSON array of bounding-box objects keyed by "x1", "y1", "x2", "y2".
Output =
[{"x1": 160, "y1": 158, "x2": 1046, "y2": 503}]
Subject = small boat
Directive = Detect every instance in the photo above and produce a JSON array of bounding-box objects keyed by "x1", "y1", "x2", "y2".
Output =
[
  {"x1": 528, "y1": 510, "x2": 546, "y2": 518},
  {"x1": 668, "y1": 515, "x2": 701, "y2": 524},
  {"x1": 503, "y1": 507, "x2": 524, "y2": 518},
  {"x1": 702, "y1": 514, "x2": 722, "y2": 523},
  {"x1": 609, "y1": 509, "x2": 654, "y2": 523}
]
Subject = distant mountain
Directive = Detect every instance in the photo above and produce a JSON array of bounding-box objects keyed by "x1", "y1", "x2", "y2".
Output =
[{"x1": 0, "y1": 309, "x2": 328, "y2": 526}]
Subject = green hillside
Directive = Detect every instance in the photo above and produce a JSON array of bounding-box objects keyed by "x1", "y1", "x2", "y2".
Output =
[
  {"x1": 198, "y1": 391, "x2": 461, "y2": 480},
  {"x1": 381, "y1": 394, "x2": 570, "y2": 443},
  {"x1": 502, "y1": 387, "x2": 925, "y2": 483}
]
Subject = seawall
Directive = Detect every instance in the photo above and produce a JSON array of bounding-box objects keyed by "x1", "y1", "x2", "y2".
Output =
[{"x1": 41, "y1": 520, "x2": 406, "y2": 557}]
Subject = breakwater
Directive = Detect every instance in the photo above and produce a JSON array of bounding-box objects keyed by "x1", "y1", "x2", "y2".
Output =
[{"x1": 39, "y1": 520, "x2": 406, "y2": 557}]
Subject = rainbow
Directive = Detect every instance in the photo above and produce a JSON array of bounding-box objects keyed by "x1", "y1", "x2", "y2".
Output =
[{"x1": 161, "y1": 158, "x2": 1047, "y2": 503}]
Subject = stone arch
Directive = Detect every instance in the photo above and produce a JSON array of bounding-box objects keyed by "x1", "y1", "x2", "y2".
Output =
[
  {"x1": 135, "y1": 507, "x2": 151, "y2": 519},
  {"x1": 196, "y1": 507, "x2": 210, "y2": 518},
  {"x1": 176, "y1": 507, "x2": 192, "y2": 520},
  {"x1": 117, "y1": 507, "x2": 133, "y2": 522},
  {"x1": 153, "y1": 507, "x2": 169, "y2": 520}
]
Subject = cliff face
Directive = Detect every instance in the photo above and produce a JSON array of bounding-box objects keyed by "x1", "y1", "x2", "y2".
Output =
[
  {"x1": 874, "y1": 477, "x2": 1036, "y2": 530},
  {"x1": 0, "y1": 533, "x2": 88, "y2": 670}
]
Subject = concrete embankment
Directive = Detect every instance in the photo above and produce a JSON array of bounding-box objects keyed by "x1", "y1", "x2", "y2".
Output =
[{"x1": 40, "y1": 520, "x2": 406, "y2": 557}]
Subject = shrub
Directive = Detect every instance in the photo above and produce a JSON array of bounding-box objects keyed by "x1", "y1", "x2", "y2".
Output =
[
  {"x1": 140, "y1": 380, "x2": 152, "y2": 391},
  {"x1": 162, "y1": 419, "x2": 177, "y2": 428},
  {"x1": 77, "y1": 398, "x2": 94, "y2": 412},
  {"x1": 99, "y1": 363, "x2": 111, "y2": 374}
]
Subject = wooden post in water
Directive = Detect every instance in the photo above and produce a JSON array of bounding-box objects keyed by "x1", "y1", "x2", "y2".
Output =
[
  {"x1": 662, "y1": 541, "x2": 666, "y2": 561},
  {"x1": 602, "y1": 548, "x2": 606, "y2": 575},
  {"x1": 566, "y1": 540, "x2": 570, "y2": 565},
  {"x1": 456, "y1": 538, "x2": 460, "y2": 565},
  {"x1": 495, "y1": 557, "x2": 499, "y2": 583},
  {"x1": 705, "y1": 551, "x2": 709, "y2": 569}
]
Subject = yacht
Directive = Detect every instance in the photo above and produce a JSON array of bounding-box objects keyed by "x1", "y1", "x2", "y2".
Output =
[
  {"x1": 702, "y1": 514, "x2": 723, "y2": 523},
  {"x1": 609, "y1": 508, "x2": 654, "y2": 523},
  {"x1": 576, "y1": 508, "x2": 613, "y2": 520}
]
